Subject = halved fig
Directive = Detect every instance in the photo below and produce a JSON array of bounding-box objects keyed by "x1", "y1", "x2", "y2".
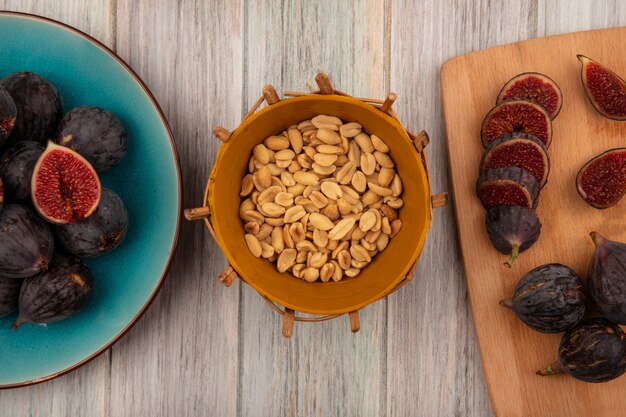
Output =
[
  {"x1": 576, "y1": 148, "x2": 626, "y2": 209},
  {"x1": 31, "y1": 142, "x2": 101, "y2": 224},
  {"x1": 0, "y1": 85, "x2": 16, "y2": 145},
  {"x1": 481, "y1": 100, "x2": 552, "y2": 148},
  {"x1": 497, "y1": 72, "x2": 563, "y2": 119},
  {"x1": 578, "y1": 55, "x2": 626, "y2": 120},
  {"x1": 481, "y1": 132, "x2": 550, "y2": 188},
  {"x1": 476, "y1": 167, "x2": 539, "y2": 210}
]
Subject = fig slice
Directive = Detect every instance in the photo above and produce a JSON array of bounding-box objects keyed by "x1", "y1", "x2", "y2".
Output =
[
  {"x1": 476, "y1": 167, "x2": 539, "y2": 210},
  {"x1": 576, "y1": 148, "x2": 626, "y2": 209},
  {"x1": 31, "y1": 142, "x2": 101, "y2": 224},
  {"x1": 497, "y1": 72, "x2": 563, "y2": 119},
  {"x1": 578, "y1": 55, "x2": 626, "y2": 120},
  {"x1": 481, "y1": 132, "x2": 550, "y2": 188},
  {"x1": 481, "y1": 100, "x2": 552, "y2": 148},
  {"x1": 486, "y1": 205, "x2": 541, "y2": 268}
]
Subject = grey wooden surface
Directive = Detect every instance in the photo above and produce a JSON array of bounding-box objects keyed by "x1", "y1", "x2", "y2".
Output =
[{"x1": 0, "y1": 1, "x2": 624, "y2": 416}]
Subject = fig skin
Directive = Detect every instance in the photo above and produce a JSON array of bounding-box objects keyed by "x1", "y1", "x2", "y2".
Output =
[
  {"x1": 480, "y1": 100, "x2": 553, "y2": 148},
  {"x1": 56, "y1": 188, "x2": 129, "y2": 257},
  {"x1": 31, "y1": 142, "x2": 102, "y2": 224},
  {"x1": 497, "y1": 72, "x2": 563, "y2": 120},
  {"x1": 55, "y1": 106, "x2": 128, "y2": 172},
  {"x1": 501, "y1": 263, "x2": 584, "y2": 333},
  {"x1": 0, "y1": 204, "x2": 54, "y2": 278},
  {"x1": 0, "y1": 85, "x2": 17, "y2": 144},
  {"x1": 13, "y1": 254, "x2": 93, "y2": 328},
  {"x1": 576, "y1": 148, "x2": 626, "y2": 209},
  {"x1": 0, "y1": 72, "x2": 63, "y2": 144},
  {"x1": 481, "y1": 132, "x2": 550, "y2": 188},
  {"x1": 0, "y1": 141, "x2": 44, "y2": 202},
  {"x1": 537, "y1": 318, "x2": 626, "y2": 383},
  {"x1": 588, "y1": 232, "x2": 626, "y2": 324},
  {"x1": 486, "y1": 205, "x2": 541, "y2": 268},
  {"x1": 578, "y1": 55, "x2": 626, "y2": 121},
  {"x1": 476, "y1": 167, "x2": 540, "y2": 210},
  {"x1": 0, "y1": 276, "x2": 21, "y2": 318}
]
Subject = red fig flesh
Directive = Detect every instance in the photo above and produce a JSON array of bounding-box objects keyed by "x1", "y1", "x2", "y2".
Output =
[
  {"x1": 481, "y1": 132, "x2": 550, "y2": 188},
  {"x1": 497, "y1": 72, "x2": 563, "y2": 119},
  {"x1": 476, "y1": 167, "x2": 539, "y2": 210},
  {"x1": 481, "y1": 100, "x2": 552, "y2": 148},
  {"x1": 31, "y1": 142, "x2": 101, "y2": 224},
  {"x1": 578, "y1": 55, "x2": 626, "y2": 120},
  {"x1": 576, "y1": 148, "x2": 626, "y2": 209}
]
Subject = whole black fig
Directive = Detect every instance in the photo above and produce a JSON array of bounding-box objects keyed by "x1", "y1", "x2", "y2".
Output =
[
  {"x1": 486, "y1": 205, "x2": 541, "y2": 268},
  {"x1": 0, "y1": 204, "x2": 54, "y2": 278},
  {"x1": 55, "y1": 106, "x2": 127, "y2": 172},
  {"x1": 0, "y1": 276, "x2": 21, "y2": 318},
  {"x1": 0, "y1": 140, "x2": 44, "y2": 202},
  {"x1": 501, "y1": 263, "x2": 585, "y2": 333},
  {"x1": 0, "y1": 72, "x2": 62, "y2": 144},
  {"x1": 56, "y1": 188, "x2": 128, "y2": 257},
  {"x1": 13, "y1": 254, "x2": 93, "y2": 328},
  {"x1": 0, "y1": 85, "x2": 16, "y2": 145},
  {"x1": 588, "y1": 232, "x2": 626, "y2": 324},
  {"x1": 537, "y1": 318, "x2": 626, "y2": 383}
]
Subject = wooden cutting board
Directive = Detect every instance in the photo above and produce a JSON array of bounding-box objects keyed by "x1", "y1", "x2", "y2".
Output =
[{"x1": 441, "y1": 27, "x2": 626, "y2": 417}]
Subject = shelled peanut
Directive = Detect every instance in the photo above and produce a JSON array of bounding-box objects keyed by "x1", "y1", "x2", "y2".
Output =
[{"x1": 239, "y1": 114, "x2": 403, "y2": 282}]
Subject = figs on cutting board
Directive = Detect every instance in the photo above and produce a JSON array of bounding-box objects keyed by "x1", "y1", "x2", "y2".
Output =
[
  {"x1": 0, "y1": 72, "x2": 62, "y2": 144},
  {"x1": 13, "y1": 254, "x2": 93, "y2": 329},
  {"x1": 501, "y1": 263, "x2": 585, "y2": 333},
  {"x1": 56, "y1": 188, "x2": 129, "y2": 257},
  {"x1": 55, "y1": 106, "x2": 128, "y2": 172},
  {"x1": 481, "y1": 100, "x2": 553, "y2": 148},
  {"x1": 576, "y1": 148, "x2": 626, "y2": 209},
  {"x1": 537, "y1": 318, "x2": 626, "y2": 383},
  {"x1": 0, "y1": 276, "x2": 21, "y2": 318},
  {"x1": 31, "y1": 142, "x2": 101, "y2": 224},
  {"x1": 480, "y1": 132, "x2": 550, "y2": 188},
  {"x1": 588, "y1": 232, "x2": 626, "y2": 324},
  {"x1": 578, "y1": 55, "x2": 626, "y2": 120},
  {"x1": 497, "y1": 72, "x2": 563, "y2": 120},
  {"x1": 486, "y1": 205, "x2": 541, "y2": 268},
  {"x1": 0, "y1": 140, "x2": 44, "y2": 202},
  {"x1": 476, "y1": 167, "x2": 540, "y2": 210},
  {"x1": 0, "y1": 204, "x2": 54, "y2": 278},
  {"x1": 0, "y1": 85, "x2": 16, "y2": 145}
]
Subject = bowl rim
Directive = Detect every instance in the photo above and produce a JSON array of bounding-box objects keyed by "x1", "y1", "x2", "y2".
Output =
[
  {"x1": 0, "y1": 11, "x2": 182, "y2": 389},
  {"x1": 208, "y1": 93, "x2": 433, "y2": 315}
]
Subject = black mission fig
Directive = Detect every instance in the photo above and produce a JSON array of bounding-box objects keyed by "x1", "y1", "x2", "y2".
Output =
[
  {"x1": 56, "y1": 188, "x2": 128, "y2": 257},
  {"x1": 0, "y1": 204, "x2": 54, "y2": 278},
  {"x1": 13, "y1": 254, "x2": 93, "y2": 329},
  {"x1": 537, "y1": 318, "x2": 626, "y2": 383},
  {"x1": 0, "y1": 85, "x2": 16, "y2": 145},
  {"x1": 588, "y1": 232, "x2": 626, "y2": 324},
  {"x1": 486, "y1": 205, "x2": 541, "y2": 268},
  {"x1": 0, "y1": 276, "x2": 21, "y2": 318},
  {"x1": 55, "y1": 106, "x2": 127, "y2": 172},
  {"x1": 0, "y1": 141, "x2": 44, "y2": 202},
  {"x1": 0, "y1": 72, "x2": 62, "y2": 144},
  {"x1": 501, "y1": 263, "x2": 585, "y2": 333}
]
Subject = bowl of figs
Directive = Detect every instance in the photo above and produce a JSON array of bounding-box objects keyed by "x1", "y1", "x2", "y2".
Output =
[{"x1": 0, "y1": 12, "x2": 181, "y2": 387}]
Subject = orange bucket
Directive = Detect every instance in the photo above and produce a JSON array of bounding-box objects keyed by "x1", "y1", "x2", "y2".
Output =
[{"x1": 186, "y1": 73, "x2": 446, "y2": 336}]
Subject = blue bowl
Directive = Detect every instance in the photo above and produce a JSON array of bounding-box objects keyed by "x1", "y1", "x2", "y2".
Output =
[{"x1": 0, "y1": 12, "x2": 181, "y2": 387}]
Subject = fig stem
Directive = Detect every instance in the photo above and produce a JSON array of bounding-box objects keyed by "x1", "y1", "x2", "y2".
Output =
[
  {"x1": 504, "y1": 244, "x2": 520, "y2": 268},
  {"x1": 536, "y1": 360, "x2": 562, "y2": 377},
  {"x1": 590, "y1": 231, "x2": 605, "y2": 248},
  {"x1": 499, "y1": 299, "x2": 514, "y2": 309}
]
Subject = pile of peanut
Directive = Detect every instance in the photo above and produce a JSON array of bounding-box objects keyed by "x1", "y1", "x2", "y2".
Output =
[{"x1": 239, "y1": 115, "x2": 403, "y2": 282}]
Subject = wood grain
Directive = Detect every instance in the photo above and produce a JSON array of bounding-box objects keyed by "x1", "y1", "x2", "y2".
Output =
[
  {"x1": 442, "y1": 26, "x2": 626, "y2": 417},
  {"x1": 109, "y1": 1, "x2": 243, "y2": 416},
  {"x1": 240, "y1": 2, "x2": 387, "y2": 416}
]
